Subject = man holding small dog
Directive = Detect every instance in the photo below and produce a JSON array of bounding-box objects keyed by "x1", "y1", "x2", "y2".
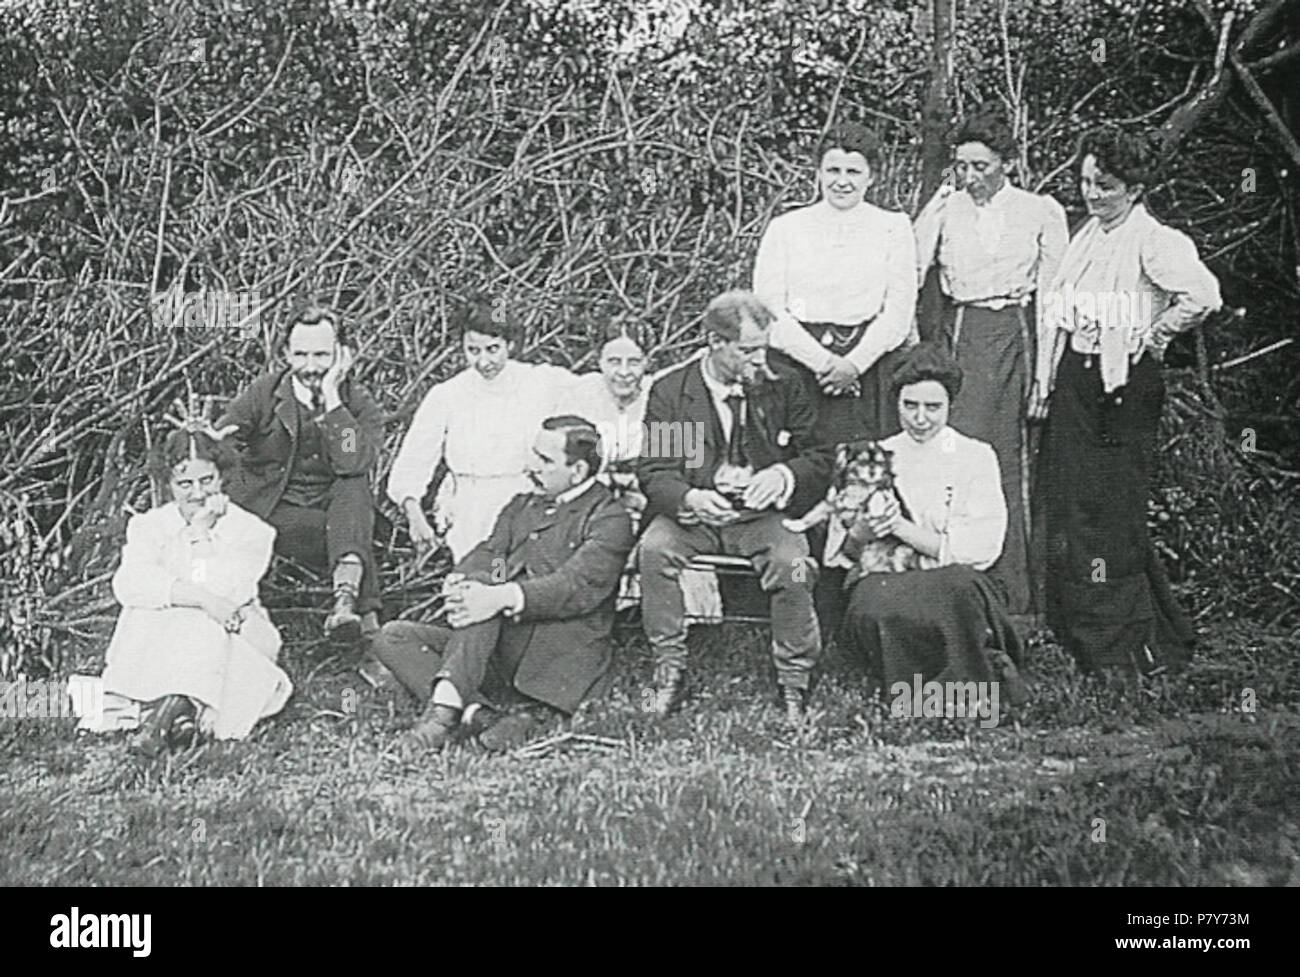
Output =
[{"x1": 637, "y1": 290, "x2": 832, "y2": 724}]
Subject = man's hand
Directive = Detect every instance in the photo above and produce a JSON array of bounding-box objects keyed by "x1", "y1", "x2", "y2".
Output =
[
  {"x1": 320, "y1": 343, "x2": 355, "y2": 411},
  {"x1": 816, "y1": 355, "x2": 859, "y2": 396},
  {"x1": 445, "y1": 580, "x2": 510, "y2": 628},
  {"x1": 741, "y1": 466, "x2": 787, "y2": 511},
  {"x1": 683, "y1": 488, "x2": 740, "y2": 527}
]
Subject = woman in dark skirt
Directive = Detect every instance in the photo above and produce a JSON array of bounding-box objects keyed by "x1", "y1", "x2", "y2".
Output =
[
  {"x1": 752, "y1": 121, "x2": 918, "y2": 445},
  {"x1": 839, "y1": 345, "x2": 1026, "y2": 695},
  {"x1": 1031, "y1": 130, "x2": 1221, "y2": 674}
]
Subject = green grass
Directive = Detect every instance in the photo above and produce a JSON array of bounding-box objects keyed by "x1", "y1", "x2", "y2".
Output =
[{"x1": 2, "y1": 618, "x2": 1298, "y2": 885}]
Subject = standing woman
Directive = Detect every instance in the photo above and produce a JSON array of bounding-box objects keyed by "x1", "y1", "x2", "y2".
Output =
[
  {"x1": 913, "y1": 108, "x2": 1069, "y2": 618},
  {"x1": 753, "y1": 121, "x2": 918, "y2": 446},
  {"x1": 1031, "y1": 129, "x2": 1221, "y2": 675}
]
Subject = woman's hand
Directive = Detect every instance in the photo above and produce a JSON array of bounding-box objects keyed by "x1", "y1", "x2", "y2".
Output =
[
  {"x1": 817, "y1": 356, "x2": 859, "y2": 396},
  {"x1": 1027, "y1": 380, "x2": 1052, "y2": 422}
]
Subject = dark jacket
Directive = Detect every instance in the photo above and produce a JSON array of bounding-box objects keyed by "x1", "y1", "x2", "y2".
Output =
[
  {"x1": 458, "y1": 481, "x2": 634, "y2": 713},
  {"x1": 637, "y1": 355, "x2": 832, "y2": 527},
  {"x1": 216, "y1": 369, "x2": 384, "y2": 519}
]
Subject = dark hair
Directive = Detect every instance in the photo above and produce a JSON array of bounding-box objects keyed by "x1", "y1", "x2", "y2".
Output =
[
  {"x1": 151, "y1": 428, "x2": 239, "y2": 489},
  {"x1": 815, "y1": 121, "x2": 883, "y2": 173},
  {"x1": 949, "y1": 107, "x2": 1017, "y2": 161},
  {"x1": 890, "y1": 342, "x2": 964, "y2": 402},
  {"x1": 454, "y1": 298, "x2": 523, "y2": 346},
  {"x1": 702, "y1": 290, "x2": 775, "y2": 342},
  {"x1": 1080, "y1": 128, "x2": 1156, "y2": 192},
  {"x1": 601, "y1": 315, "x2": 649, "y2": 352},
  {"x1": 542, "y1": 415, "x2": 603, "y2": 476},
  {"x1": 278, "y1": 301, "x2": 349, "y2": 348}
]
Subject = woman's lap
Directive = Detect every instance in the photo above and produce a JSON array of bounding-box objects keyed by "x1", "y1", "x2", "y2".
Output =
[{"x1": 844, "y1": 565, "x2": 1021, "y2": 687}]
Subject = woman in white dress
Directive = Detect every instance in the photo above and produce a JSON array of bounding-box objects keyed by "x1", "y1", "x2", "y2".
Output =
[
  {"x1": 87, "y1": 429, "x2": 291, "y2": 755},
  {"x1": 387, "y1": 302, "x2": 575, "y2": 561}
]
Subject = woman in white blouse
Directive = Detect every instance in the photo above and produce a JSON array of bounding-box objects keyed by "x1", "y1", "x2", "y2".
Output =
[
  {"x1": 387, "y1": 302, "x2": 575, "y2": 561},
  {"x1": 85, "y1": 429, "x2": 291, "y2": 756},
  {"x1": 753, "y1": 121, "x2": 918, "y2": 446},
  {"x1": 841, "y1": 344, "x2": 1027, "y2": 693},
  {"x1": 1031, "y1": 129, "x2": 1221, "y2": 676}
]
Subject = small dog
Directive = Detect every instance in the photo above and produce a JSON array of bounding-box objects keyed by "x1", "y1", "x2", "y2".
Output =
[{"x1": 783, "y1": 441, "x2": 920, "y2": 574}]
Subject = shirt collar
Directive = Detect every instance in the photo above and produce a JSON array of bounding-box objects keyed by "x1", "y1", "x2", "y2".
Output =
[
  {"x1": 699, "y1": 356, "x2": 744, "y2": 400},
  {"x1": 554, "y1": 477, "x2": 597, "y2": 506}
]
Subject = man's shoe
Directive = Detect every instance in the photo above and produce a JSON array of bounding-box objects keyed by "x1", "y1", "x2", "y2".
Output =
[
  {"x1": 129, "y1": 694, "x2": 197, "y2": 758},
  {"x1": 478, "y1": 709, "x2": 548, "y2": 753},
  {"x1": 650, "y1": 663, "x2": 684, "y2": 717},
  {"x1": 325, "y1": 591, "x2": 362, "y2": 644},
  {"x1": 781, "y1": 686, "x2": 808, "y2": 726},
  {"x1": 399, "y1": 703, "x2": 461, "y2": 754}
]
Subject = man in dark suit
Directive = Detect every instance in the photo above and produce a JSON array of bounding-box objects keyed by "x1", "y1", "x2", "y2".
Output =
[
  {"x1": 215, "y1": 304, "x2": 385, "y2": 643},
  {"x1": 371, "y1": 415, "x2": 635, "y2": 753},
  {"x1": 638, "y1": 290, "x2": 832, "y2": 724}
]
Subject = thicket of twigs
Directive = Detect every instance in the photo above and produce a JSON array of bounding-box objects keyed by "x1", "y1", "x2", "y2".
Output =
[{"x1": 1, "y1": 0, "x2": 1297, "y2": 678}]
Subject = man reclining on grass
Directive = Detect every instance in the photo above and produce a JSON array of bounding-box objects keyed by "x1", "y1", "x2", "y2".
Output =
[{"x1": 369, "y1": 415, "x2": 635, "y2": 754}]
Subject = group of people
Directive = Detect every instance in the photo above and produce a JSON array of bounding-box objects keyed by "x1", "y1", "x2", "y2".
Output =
[{"x1": 85, "y1": 108, "x2": 1222, "y2": 757}]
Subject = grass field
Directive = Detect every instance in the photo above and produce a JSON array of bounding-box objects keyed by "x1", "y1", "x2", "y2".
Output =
[{"x1": 2, "y1": 616, "x2": 1297, "y2": 886}]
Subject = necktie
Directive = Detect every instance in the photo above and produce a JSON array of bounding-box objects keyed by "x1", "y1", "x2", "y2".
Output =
[
  {"x1": 309, "y1": 390, "x2": 324, "y2": 417},
  {"x1": 724, "y1": 392, "x2": 747, "y2": 466}
]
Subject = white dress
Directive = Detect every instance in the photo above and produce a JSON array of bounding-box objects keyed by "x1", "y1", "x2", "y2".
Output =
[
  {"x1": 386, "y1": 360, "x2": 576, "y2": 560},
  {"x1": 90, "y1": 502, "x2": 291, "y2": 740}
]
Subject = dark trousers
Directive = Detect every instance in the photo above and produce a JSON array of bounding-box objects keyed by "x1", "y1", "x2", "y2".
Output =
[
  {"x1": 638, "y1": 511, "x2": 821, "y2": 689},
  {"x1": 265, "y1": 475, "x2": 380, "y2": 613},
  {"x1": 370, "y1": 618, "x2": 531, "y2": 709}
]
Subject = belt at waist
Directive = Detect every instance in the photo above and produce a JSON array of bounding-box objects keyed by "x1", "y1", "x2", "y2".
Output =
[
  {"x1": 796, "y1": 317, "x2": 875, "y2": 354},
  {"x1": 953, "y1": 294, "x2": 1032, "y2": 311}
]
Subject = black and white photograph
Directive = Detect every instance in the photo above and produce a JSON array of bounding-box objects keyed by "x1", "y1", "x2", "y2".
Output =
[{"x1": 0, "y1": 0, "x2": 1296, "y2": 907}]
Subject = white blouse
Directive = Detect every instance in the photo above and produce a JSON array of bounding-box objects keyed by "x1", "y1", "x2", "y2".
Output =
[
  {"x1": 386, "y1": 359, "x2": 577, "y2": 503},
  {"x1": 753, "y1": 199, "x2": 918, "y2": 375},
  {"x1": 881, "y1": 426, "x2": 1006, "y2": 571}
]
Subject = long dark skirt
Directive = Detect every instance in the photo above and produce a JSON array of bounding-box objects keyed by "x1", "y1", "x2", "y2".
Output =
[
  {"x1": 768, "y1": 335, "x2": 902, "y2": 445},
  {"x1": 843, "y1": 564, "x2": 1025, "y2": 695},
  {"x1": 1041, "y1": 348, "x2": 1194, "y2": 672},
  {"x1": 940, "y1": 301, "x2": 1036, "y2": 615}
]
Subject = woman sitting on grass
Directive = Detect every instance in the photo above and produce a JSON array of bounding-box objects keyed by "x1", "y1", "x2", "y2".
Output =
[
  {"x1": 839, "y1": 344, "x2": 1028, "y2": 703},
  {"x1": 83, "y1": 428, "x2": 292, "y2": 755}
]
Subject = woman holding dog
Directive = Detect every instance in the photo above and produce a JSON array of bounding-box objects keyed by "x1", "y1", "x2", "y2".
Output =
[
  {"x1": 841, "y1": 344, "x2": 1027, "y2": 696},
  {"x1": 753, "y1": 121, "x2": 918, "y2": 446},
  {"x1": 1030, "y1": 129, "x2": 1221, "y2": 676}
]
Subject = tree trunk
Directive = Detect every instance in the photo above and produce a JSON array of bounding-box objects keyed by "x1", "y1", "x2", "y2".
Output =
[{"x1": 919, "y1": 0, "x2": 956, "y2": 202}]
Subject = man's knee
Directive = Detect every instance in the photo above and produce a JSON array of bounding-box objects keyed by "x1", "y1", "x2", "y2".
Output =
[
  {"x1": 638, "y1": 515, "x2": 695, "y2": 572},
  {"x1": 372, "y1": 621, "x2": 445, "y2": 666},
  {"x1": 756, "y1": 528, "x2": 816, "y2": 591},
  {"x1": 328, "y1": 477, "x2": 376, "y2": 526}
]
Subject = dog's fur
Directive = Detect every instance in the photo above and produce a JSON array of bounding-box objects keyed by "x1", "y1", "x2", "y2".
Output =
[{"x1": 782, "y1": 441, "x2": 920, "y2": 574}]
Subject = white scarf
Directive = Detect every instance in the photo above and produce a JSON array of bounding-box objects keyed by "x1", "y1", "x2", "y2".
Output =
[{"x1": 1047, "y1": 203, "x2": 1159, "y2": 393}]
